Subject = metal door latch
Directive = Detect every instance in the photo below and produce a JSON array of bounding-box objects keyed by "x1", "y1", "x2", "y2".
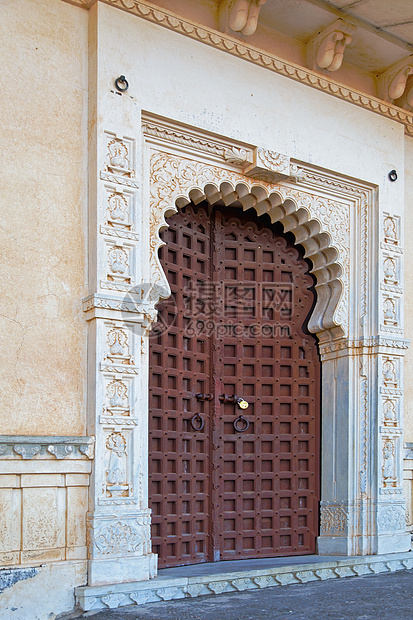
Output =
[
  {"x1": 219, "y1": 394, "x2": 249, "y2": 409},
  {"x1": 195, "y1": 393, "x2": 213, "y2": 401}
]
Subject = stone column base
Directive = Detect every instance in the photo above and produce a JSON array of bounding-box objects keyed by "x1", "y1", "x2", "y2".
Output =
[
  {"x1": 376, "y1": 533, "x2": 411, "y2": 555},
  {"x1": 318, "y1": 533, "x2": 411, "y2": 556},
  {"x1": 88, "y1": 553, "x2": 157, "y2": 586}
]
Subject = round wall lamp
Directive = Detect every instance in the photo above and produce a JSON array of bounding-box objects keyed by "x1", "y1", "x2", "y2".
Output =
[
  {"x1": 115, "y1": 75, "x2": 129, "y2": 92},
  {"x1": 388, "y1": 169, "x2": 398, "y2": 182}
]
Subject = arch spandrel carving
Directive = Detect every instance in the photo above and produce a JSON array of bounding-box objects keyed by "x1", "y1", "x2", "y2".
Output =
[{"x1": 149, "y1": 150, "x2": 349, "y2": 342}]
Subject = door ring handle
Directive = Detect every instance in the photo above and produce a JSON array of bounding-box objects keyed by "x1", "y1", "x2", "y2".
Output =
[
  {"x1": 234, "y1": 415, "x2": 249, "y2": 433},
  {"x1": 190, "y1": 413, "x2": 204, "y2": 431}
]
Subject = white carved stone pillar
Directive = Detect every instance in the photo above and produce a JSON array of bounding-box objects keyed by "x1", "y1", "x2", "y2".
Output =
[
  {"x1": 375, "y1": 211, "x2": 409, "y2": 553},
  {"x1": 83, "y1": 2, "x2": 156, "y2": 586},
  {"x1": 317, "y1": 206, "x2": 410, "y2": 556}
]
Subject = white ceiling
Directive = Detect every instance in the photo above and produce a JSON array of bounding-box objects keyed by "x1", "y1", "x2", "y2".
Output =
[
  {"x1": 329, "y1": 0, "x2": 413, "y2": 45},
  {"x1": 258, "y1": 0, "x2": 413, "y2": 74}
]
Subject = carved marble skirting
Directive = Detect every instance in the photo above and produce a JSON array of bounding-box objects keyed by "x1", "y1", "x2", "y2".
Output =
[{"x1": 76, "y1": 551, "x2": 413, "y2": 611}]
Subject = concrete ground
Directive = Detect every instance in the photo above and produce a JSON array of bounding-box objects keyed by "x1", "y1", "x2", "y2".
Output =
[{"x1": 79, "y1": 570, "x2": 413, "y2": 619}]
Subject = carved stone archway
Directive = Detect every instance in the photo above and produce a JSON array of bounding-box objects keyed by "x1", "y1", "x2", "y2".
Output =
[
  {"x1": 149, "y1": 151, "x2": 348, "y2": 345},
  {"x1": 81, "y1": 116, "x2": 410, "y2": 604},
  {"x1": 143, "y1": 132, "x2": 409, "y2": 560}
]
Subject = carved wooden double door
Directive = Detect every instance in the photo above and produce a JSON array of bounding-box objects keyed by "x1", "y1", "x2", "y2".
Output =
[{"x1": 149, "y1": 203, "x2": 320, "y2": 568}]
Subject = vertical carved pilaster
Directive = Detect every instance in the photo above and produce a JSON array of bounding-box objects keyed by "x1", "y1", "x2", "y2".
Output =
[
  {"x1": 84, "y1": 7, "x2": 156, "y2": 582},
  {"x1": 375, "y1": 211, "x2": 409, "y2": 553},
  {"x1": 84, "y1": 135, "x2": 157, "y2": 578}
]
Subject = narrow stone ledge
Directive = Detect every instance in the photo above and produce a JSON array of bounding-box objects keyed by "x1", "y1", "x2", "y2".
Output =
[
  {"x1": 0, "y1": 436, "x2": 94, "y2": 460},
  {"x1": 75, "y1": 551, "x2": 413, "y2": 611}
]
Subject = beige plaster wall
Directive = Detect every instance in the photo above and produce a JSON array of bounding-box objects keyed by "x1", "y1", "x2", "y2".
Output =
[
  {"x1": 404, "y1": 136, "x2": 413, "y2": 442},
  {"x1": 0, "y1": 0, "x2": 88, "y2": 435}
]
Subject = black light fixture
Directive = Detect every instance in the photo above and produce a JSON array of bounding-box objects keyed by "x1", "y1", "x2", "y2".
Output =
[{"x1": 388, "y1": 169, "x2": 398, "y2": 182}]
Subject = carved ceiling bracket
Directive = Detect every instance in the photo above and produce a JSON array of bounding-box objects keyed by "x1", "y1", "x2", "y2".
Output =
[
  {"x1": 219, "y1": 0, "x2": 267, "y2": 37},
  {"x1": 306, "y1": 19, "x2": 356, "y2": 73},
  {"x1": 379, "y1": 56, "x2": 413, "y2": 109}
]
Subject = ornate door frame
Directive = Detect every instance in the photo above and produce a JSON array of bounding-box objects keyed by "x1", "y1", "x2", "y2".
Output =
[{"x1": 82, "y1": 111, "x2": 410, "y2": 588}]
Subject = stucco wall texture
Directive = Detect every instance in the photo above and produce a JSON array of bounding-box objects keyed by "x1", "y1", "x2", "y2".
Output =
[{"x1": 0, "y1": 0, "x2": 88, "y2": 436}]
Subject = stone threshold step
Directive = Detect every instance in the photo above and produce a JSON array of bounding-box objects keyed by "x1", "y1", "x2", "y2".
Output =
[{"x1": 76, "y1": 550, "x2": 413, "y2": 612}]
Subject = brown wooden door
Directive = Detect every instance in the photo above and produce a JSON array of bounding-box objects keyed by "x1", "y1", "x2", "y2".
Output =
[{"x1": 149, "y1": 203, "x2": 320, "y2": 568}]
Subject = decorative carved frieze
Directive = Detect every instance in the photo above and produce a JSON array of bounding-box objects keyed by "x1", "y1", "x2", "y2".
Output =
[
  {"x1": 100, "y1": 170, "x2": 139, "y2": 188},
  {"x1": 83, "y1": 294, "x2": 157, "y2": 324},
  {"x1": 142, "y1": 116, "x2": 253, "y2": 167},
  {"x1": 100, "y1": 225, "x2": 140, "y2": 242},
  {"x1": 319, "y1": 337, "x2": 409, "y2": 357},
  {"x1": 0, "y1": 436, "x2": 94, "y2": 460}
]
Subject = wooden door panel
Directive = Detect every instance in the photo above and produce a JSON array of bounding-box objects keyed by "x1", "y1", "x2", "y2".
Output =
[
  {"x1": 215, "y1": 209, "x2": 319, "y2": 559},
  {"x1": 149, "y1": 205, "x2": 212, "y2": 567},
  {"x1": 149, "y1": 202, "x2": 320, "y2": 568}
]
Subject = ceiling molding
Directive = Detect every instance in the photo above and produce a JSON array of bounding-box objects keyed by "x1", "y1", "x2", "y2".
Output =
[{"x1": 64, "y1": 0, "x2": 413, "y2": 136}]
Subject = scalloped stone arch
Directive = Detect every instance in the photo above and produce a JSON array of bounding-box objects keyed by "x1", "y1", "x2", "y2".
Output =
[{"x1": 149, "y1": 153, "x2": 348, "y2": 343}]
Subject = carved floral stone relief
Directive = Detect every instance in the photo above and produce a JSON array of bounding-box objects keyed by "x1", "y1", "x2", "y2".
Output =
[
  {"x1": 107, "y1": 192, "x2": 130, "y2": 227},
  {"x1": 320, "y1": 503, "x2": 349, "y2": 536},
  {"x1": 94, "y1": 521, "x2": 142, "y2": 555},
  {"x1": 382, "y1": 358, "x2": 398, "y2": 387},
  {"x1": 105, "y1": 133, "x2": 135, "y2": 178},
  {"x1": 107, "y1": 327, "x2": 129, "y2": 359},
  {"x1": 383, "y1": 256, "x2": 398, "y2": 285},
  {"x1": 377, "y1": 504, "x2": 406, "y2": 533},
  {"x1": 383, "y1": 213, "x2": 400, "y2": 246},
  {"x1": 383, "y1": 399, "x2": 398, "y2": 426}
]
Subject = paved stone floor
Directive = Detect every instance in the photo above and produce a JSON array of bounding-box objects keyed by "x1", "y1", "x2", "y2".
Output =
[{"x1": 79, "y1": 570, "x2": 413, "y2": 619}]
